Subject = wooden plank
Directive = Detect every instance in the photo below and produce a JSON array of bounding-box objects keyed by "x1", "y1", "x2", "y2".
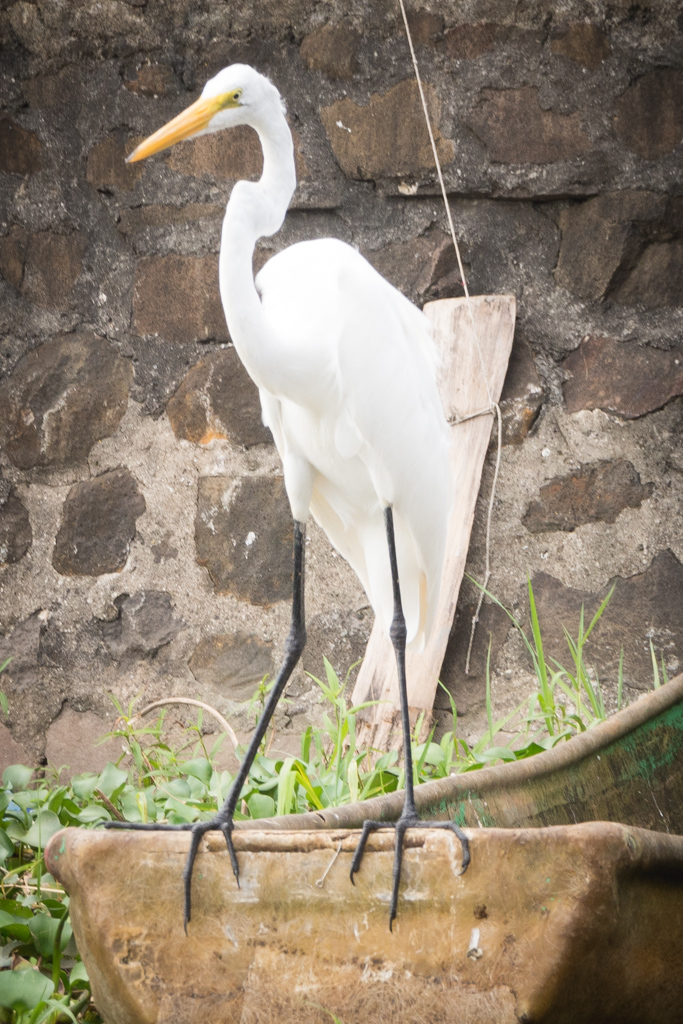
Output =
[{"x1": 351, "y1": 294, "x2": 516, "y2": 753}]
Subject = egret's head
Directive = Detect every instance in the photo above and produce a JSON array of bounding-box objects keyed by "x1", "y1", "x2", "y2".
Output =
[{"x1": 126, "y1": 64, "x2": 282, "y2": 163}]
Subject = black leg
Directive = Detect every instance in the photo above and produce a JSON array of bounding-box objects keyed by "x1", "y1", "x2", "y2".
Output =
[
  {"x1": 105, "y1": 519, "x2": 307, "y2": 931},
  {"x1": 349, "y1": 507, "x2": 470, "y2": 929}
]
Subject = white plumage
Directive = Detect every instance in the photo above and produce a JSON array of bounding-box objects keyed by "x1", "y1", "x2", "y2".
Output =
[{"x1": 255, "y1": 238, "x2": 450, "y2": 647}]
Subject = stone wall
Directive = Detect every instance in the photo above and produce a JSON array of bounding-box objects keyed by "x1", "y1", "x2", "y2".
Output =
[{"x1": 0, "y1": 0, "x2": 682, "y2": 772}]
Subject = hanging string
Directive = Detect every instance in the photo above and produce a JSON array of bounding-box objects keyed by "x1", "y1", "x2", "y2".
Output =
[{"x1": 397, "y1": 0, "x2": 504, "y2": 674}]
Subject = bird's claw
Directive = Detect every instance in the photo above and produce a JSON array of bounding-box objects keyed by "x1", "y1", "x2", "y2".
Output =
[{"x1": 350, "y1": 816, "x2": 470, "y2": 929}]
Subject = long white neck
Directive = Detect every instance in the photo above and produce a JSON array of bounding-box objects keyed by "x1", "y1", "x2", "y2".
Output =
[{"x1": 218, "y1": 104, "x2": 297, "y2": 394}]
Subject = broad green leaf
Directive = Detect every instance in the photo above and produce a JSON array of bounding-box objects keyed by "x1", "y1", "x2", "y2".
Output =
[
  {"x1": 247, "y1": 793, "x2": 276, "y2": 819},
  {"x1": 77, "y1": 804, "x2": 109, "y2": 823},
  {"x1": 0, "y1": 921, "x2": 31, "y2": 942},
  {"x1": 475, "y1": 747, "x2": 517, "y2": 764},
  {"x1": 68, "y1": 961, "x2": 90, "y2": 991},
  {"x1": 71, "y1": 774, "x2": 99, "y2": 802},
  {"x1": 9, "y1": 790, "x2": 35, "y2": 810},
  {"x1": 0, "y1": 899, "x2": 33, "y2": 919},
  {"x1": 58, "y1": 797, "x2": 85, "y2": 821},
  {"x1": 23, "y1": 811, "x2": 63, "y2": 849},
  {"x1": 164, "y1": 796, "x2": 197, "y2": 823},
  {"x1": 0, "y1": 968, "x2": 54, "y2": 1011},
  {"x1": 28, "y1": 913, "x2": 72, "y2": 958},
  {"x1": 187, "y1": 775, "x2": 208, "y2": 800},
  {"x1": 164, "y1": 778, "x2": 191, "y2": 800},
  {"x1": 415, "y1": 742, "x2": 445, "y2": 767},
  {"x1": 96, "y1": 762, "x2": 128, "y2": 798},
  {"x1": 4, "y1": 819, "x2": 27, "y2": 841},
  {"x1": 182, "y1": 759, "x2": 212, "y2": 787},
  {"x1": 120, "y1": 790, "x2": 144, "y2": 823},
  {"x1": 0, "y1": 828, "x2": 15, "y2": 863},
  {"x1": 0, "y1": 911, "x2": 31, "y2": 942},
  {"x1": 2, "y1": 764, "x2": 34, "y2": 791}
]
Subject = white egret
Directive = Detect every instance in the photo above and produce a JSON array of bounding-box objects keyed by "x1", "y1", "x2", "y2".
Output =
[{"x1": 106, "y1": 64, "x2": 469, "y2": 928}]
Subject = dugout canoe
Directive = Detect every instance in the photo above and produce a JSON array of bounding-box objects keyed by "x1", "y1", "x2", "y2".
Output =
[{"x1": 46, "y1": 673, "x2": 683, "y2": 1024}]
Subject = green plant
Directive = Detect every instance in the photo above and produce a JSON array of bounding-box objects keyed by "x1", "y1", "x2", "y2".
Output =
[
  {"x1": 0, "y1": 765, "x2": 99, "y2": 1023},
  {"x1": 469, "y1": 578, "x2": 615, "y2": 743},
  {"x1": 0, "y1": 658, "x2": 11, "y2": 720}
]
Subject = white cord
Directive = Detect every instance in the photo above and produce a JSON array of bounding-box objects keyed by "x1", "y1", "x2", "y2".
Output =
[{"x1": 397, "y1": 0, "x2": 503, "y2": 675}]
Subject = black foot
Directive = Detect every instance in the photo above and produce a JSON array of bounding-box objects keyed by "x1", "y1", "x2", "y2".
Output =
[
  {"x1": 349, "y1": 816, "x2": 470, "y2": 930},
  {"x1": 105, "y1": 812, "x2": 238, "y2": 931}
]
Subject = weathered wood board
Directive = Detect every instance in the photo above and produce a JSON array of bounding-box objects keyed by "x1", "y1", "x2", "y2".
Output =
[{"x1": 351, "y1": 294, "x2": 516, "y2": 752}]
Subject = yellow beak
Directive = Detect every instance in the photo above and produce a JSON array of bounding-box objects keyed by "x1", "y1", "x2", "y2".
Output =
[{"x1": 126, "y1": 94, "x2": 229, "y2": 163}]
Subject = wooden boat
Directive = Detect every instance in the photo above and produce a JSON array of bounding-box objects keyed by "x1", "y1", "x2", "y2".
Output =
[{"x1": 46, "y1": 673, "x2": 683, "y2": 1024}]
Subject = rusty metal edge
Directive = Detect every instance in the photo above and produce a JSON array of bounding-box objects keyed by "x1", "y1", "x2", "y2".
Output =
[{"x1": 235, "y1": 672, "x2": 683, "y2": 832}]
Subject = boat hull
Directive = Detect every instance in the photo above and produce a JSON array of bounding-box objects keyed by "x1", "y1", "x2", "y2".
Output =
[{"x1": 47, "y1": 822, "x2": 683, "y2": 1024}]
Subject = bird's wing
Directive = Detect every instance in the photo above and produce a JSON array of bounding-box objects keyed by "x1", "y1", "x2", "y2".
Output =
[
  {"x1": 332, "y1": 248, "x2": 451, "y2": 644},
  {"x1": 257, "y1": 238, "x2": 451, "y2": 645}
]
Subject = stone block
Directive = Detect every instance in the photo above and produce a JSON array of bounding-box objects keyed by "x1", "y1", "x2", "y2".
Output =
[
  {"x1": 133, "y1": 255, "x2": 229, "y2": 344},
  {"x1": 614, "y1": 69, "x2": 683, "y2": 160},
  {"x1": 0, "y1": 224, "x2": 27, "y2": 289},
  {"x1": 562, "y1": 336, "x2": 683, "y2": 419},
  {"x1": 441, "y1": 22, "x2": 499, "y2": 59},
  {"x1": 529, "y1": 550, "x2": 683, "y2": 690},
  {"x1": 100, "y1": 591, "x2": 184, "y2": 661},
  {"x1": 550, "y1": 24, "x2": 611, "y2": 69},
  {"x1": 44, "y1": 707, "x2": 118, "y2": 776},
  {"x1": 320, "y1": 79, "x2": 453, "y2": 180},
  {"x1": 22, "y1": 67, "x2": 81, "y2": 108},
  {"x1": 0, "y1": 225, "x2": 87, "y2": 308},
  {"x1": 0, "y1": 724, "x2": 32, "y2": 776},
  {"x1": 0, "y1": 333, "x2": 132, "y2": 470},
  {"x1": 523, "y1": 460, "x2": 653, "y2": 534},
  {"x1": 195, "y1": 475, "x2": 293, "y2": 605},
  {"x1": 167, "y1": 347, "x2": 271, "y2": 448},
  {"x1": 189, "y1": 633, "x2": 274, "y2": 701},
  {"x1": 166, "y1": 124, "x2": 308, "y2": 182},
  {"x1": 0, "y1": 489, "x2": 32, "y2": 566},
  {"x1": 437, "y1": 601, "x2": 511, "y2": 716},
  {"x1": 123, "y1": 63, "x2": 173, "y2": 96},
  {"x1": 498, "y1": 337, "x2": 543, "y2": 446},
  {"x1": 300, "y1": 608, "x2": 372, "y2": 689},
  {"x1": 116, "y1": 203, "x2": 223, "y2": 236},
  {"x1": 166, "y1": 126, "x2": 262, "y2": 180},
  {"x1": 468, "y1": 87, "x2": 590, "y2": 165},
  {"x1": 554, "y1": 191, "x2": 666, "y2": 301},
  {"x1": 86, "y1": 134, "x2": 144, "y2": 190},
  {"x1": 300, "y1": 21, "x2": 361, "y2": 79},
  {"x1": 25, "y1": 231, "x2": 87, "y2": 308},
  {"x1": 38, "y1": 618, "x2": 107, "y2": 671},
  {"x1": 53, "y1": 468, "x2": 145, "y2": 576},
  {"x1": 366, "y1": 230, "x2": 460, "y2": 305},
  {"x1": 614, "y1": 240, "x2": 683, "y2": 308},
  {"x1": 0, "y1": 117, "x2": 41, "y2": 175},
  {"x1": 404, "y1": 11, "x2": 444, "y2": 47}
]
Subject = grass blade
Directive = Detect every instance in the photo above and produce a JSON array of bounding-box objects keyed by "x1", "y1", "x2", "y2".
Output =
[
  {"x1": 617, "y1": 646, "x2": 624, "y2": 711},
  {"x1": 650, "y1": 640, "x2": 661, "y2": 689}
]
